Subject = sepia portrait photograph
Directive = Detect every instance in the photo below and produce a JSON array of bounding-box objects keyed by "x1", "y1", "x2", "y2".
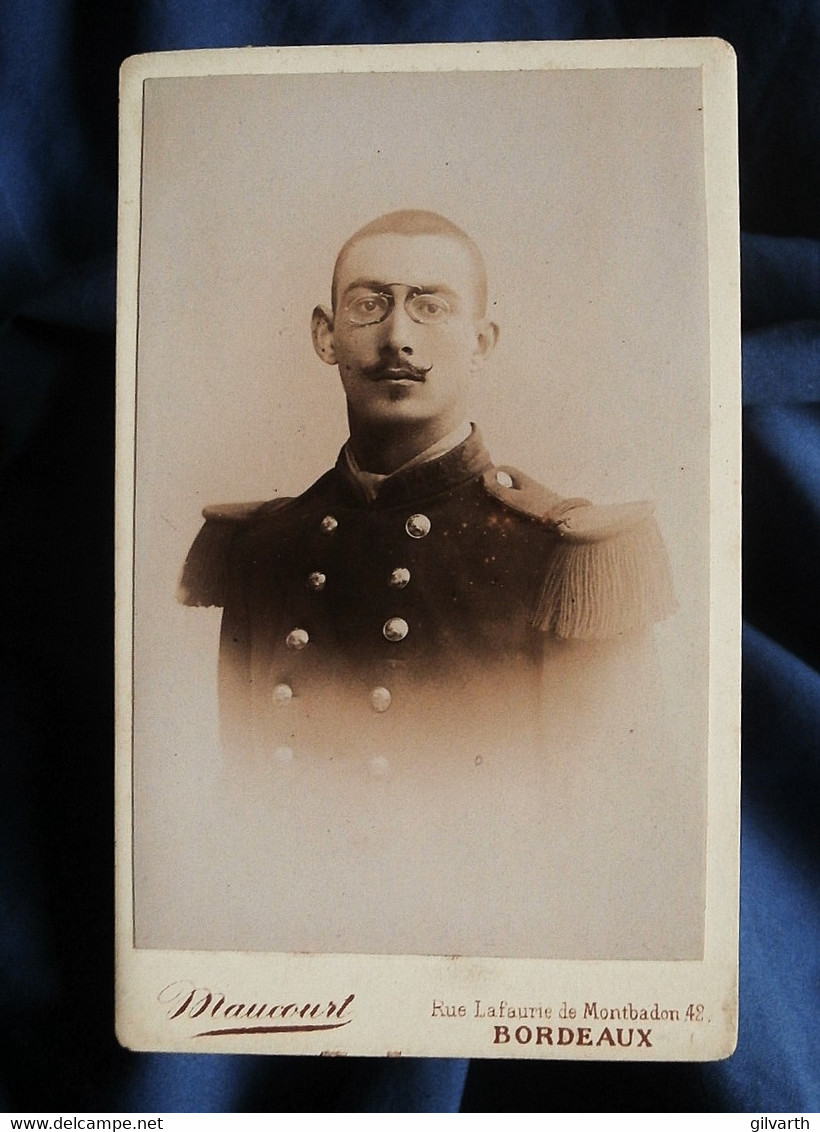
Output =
[{"x1": 116, "y1": 40, "x2": 740, "y2": 1058}]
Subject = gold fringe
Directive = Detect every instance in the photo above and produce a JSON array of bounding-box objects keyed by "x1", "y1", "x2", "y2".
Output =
[{"x1": 534, "y1": 515, "x2": 677, "y2": 639}]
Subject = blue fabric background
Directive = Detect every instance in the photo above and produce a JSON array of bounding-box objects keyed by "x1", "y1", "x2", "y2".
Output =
[{"x1": 1, "y1": 0, "x2": 818, "y2": 1114}]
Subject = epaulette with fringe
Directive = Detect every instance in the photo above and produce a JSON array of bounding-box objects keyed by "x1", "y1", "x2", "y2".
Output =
[
  {"x1": 177, "y1": 498, "x2": 289, "y2": 608},
  {"x1": 481, "y1": 466, "x2": 677, "y2": 640}
]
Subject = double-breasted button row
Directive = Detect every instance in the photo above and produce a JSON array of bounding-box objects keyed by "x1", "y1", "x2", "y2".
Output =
[
  {"x1": 305, "y1": 567, "x2": 410, "y2": 590},
  {"x1": 318, "y1": 512, "x2": 431, "y2": 539},
  {"x1": 271, "y1": 681, "x2": 395, "y2": 713},
  {"x1": 283, "y1": 619, "x2": 411, "y2": 648},
  {"x1": 275, "y1": 508, "x2": 427, "y2": 711}
]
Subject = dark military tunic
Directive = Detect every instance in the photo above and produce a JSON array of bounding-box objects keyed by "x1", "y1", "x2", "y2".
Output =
[
  {"x1": 180, "y1": 428, "x2": 675, "y2": 761},
  {"x1": 179, "y1": 428, "x2": 698, "y2": 959}
]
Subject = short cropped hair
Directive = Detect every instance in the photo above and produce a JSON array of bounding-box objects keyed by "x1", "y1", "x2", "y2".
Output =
[{"x1": 331, "y1": 209, "x2": 488, "y2": 317}]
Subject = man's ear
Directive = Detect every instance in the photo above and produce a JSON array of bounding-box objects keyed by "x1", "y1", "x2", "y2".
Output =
[
  {"x1": 470, "y1": 319, "x2": 499, "y2": 372},
  {"x1": 311, "y1": 306, "x2": 337, "y2": 366}
]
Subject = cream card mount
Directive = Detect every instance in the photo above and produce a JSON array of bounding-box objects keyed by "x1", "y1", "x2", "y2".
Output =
[{"x1": 116, "y1": 38, "x2": 740, "y2": 1059}]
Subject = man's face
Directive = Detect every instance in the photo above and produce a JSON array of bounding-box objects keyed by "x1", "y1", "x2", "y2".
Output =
[{"x1": 313, "y1": 233, "x2": 497, "y2": 436}]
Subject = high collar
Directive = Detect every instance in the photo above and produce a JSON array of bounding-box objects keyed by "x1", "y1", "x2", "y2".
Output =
[{"x1": 333, "y1": 425, "x2": 493, "y2": 507}]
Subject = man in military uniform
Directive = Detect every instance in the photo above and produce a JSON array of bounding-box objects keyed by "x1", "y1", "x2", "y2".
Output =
[
  {"x1": 178, "y1": 210, "x2": 699, "y2": 958},
  {"x1": 180, "y1": 209, "x2": 676, "y2": 766}
]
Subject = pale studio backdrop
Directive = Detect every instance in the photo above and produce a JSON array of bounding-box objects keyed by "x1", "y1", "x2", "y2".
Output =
[{"x1": 129, "y1": 63, "x2": 711, "y2": 955}]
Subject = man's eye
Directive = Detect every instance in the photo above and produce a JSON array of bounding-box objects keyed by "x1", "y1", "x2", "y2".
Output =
[
  {"x1": 411, "y1": 295, "x2": 450, "y2": 322},
  {"x1": 349, "y1": 294, "x2": 389, "y2": 322}
]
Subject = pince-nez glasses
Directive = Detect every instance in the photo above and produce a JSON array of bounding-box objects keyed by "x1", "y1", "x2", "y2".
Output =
[{"x1": 344, "y1": 285, "x2": 453, "y2": 326}]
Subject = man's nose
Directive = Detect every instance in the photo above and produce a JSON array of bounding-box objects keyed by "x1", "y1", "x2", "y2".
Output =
[{"x1": 381, "y1": 301, "x2": 415, "y2": 355}]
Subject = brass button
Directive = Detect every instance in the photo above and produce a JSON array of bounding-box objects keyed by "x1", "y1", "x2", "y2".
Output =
[
  {"x1": 495, "y1": 470, "x2": 514, "y2": 488},
  {"x1": 383, "y1": 617, "x2": 409, "y2": 642},
  {"x1": 272, "y1": 683, "x2": 293, "y2": 705},
  {"x1": 388, "y1": 567, "x2": 411, "y2": 589},
  {"x1": 370, "y1": 686, "x2": 392, "y2": 713},
  {"x1": 320, "y1": 515, "x2": 338, "y2": 534},
  {"x1": 405, "y1": 513, "x2": 431, "y2": 538},
  {"x1": 307, "y1": 571, "x2": 326, "y2": 591},
  {"x1": 285, "y1": 628, "x2": 309, "y2": 650}
]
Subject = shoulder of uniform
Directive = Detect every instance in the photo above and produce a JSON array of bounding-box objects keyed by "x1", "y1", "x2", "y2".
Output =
[
  {"x1": 178, "y1": 497, "x2": 292, "y2": 607},
  {"x1": 550, "y1": 498, "x2": 658, "y2": 543},
  {"x1": 201, "y1": 498, "x2": 291, "y2": 523},
  {"x1": 529, "y1": 494, "x2": 678, "y2": 640},
  {"x1": 481, "y1": 465, "x2": 659, "y2": 544},
  {"x1": 480, "y1": 465, "x2": 577, "y2": 522}
]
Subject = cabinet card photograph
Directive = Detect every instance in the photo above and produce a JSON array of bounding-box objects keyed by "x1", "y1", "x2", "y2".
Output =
[{"x1": 116, "y1": 39, "x2": 740, "y2": 1059}]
